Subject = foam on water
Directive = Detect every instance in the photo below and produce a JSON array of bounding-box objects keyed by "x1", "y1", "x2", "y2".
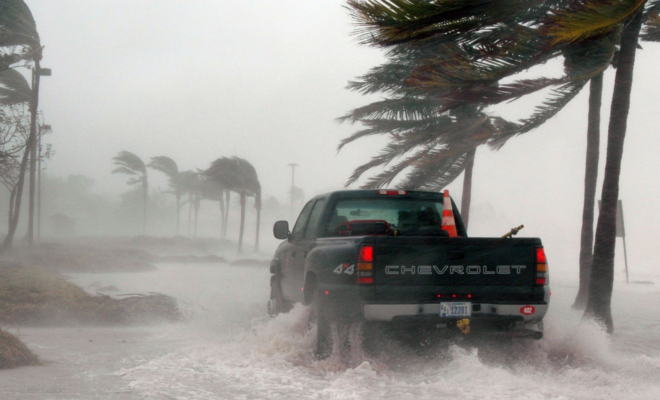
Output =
[
  {"x1": 115, "y1": 303, "x2": 660, "y2": 400},
  {"x1": 71, "y1": 264, "x2": 660, "y2": 399}
]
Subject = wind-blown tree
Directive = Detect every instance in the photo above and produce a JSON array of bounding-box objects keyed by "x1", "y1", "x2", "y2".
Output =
[
  {"x1": 571, "y1": 2, "x2": 660, "y2": 309},
  {"x1": 176, "y1": 170, "x2": 202, "y2": 236},
  {"x1": 340, "y1": 9, "x2": 614, "y2": 231},
  {"x1": 0, "y1": 0, "x2": 44, "y2": 248},
  {"x1": 112, "y1": 151, "x2": 148, "y2": 235},
  {"x1": 0, "y1": 67, "x2": 32, "y2": 251},
  {"x1": 203, "y1": 157, "x2": 261, "y2": 253},
  {"x1": 346, "y1": 0, "x2": 658, "y2": 331},
  {"x1": 550, "y1": 2, "x2": 649, "y2": 332},
  {"x1": 148, "y1": 156, "x2": 184, "y2": 235}
]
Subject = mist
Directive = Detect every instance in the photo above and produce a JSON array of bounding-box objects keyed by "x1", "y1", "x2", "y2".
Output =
[{"x1": 1, "y1": 1, "x2": 660, "y2": 399}]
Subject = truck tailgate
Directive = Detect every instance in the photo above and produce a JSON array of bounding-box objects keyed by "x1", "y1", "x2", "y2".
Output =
[{"x1": 371, "y1": 237, "x2": 539, "y2": 287}]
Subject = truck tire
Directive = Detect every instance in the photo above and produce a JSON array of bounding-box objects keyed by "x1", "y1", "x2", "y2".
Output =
[
  {"x1": 267, "y1": 275, "x2": 287, "y2": 317},
  {"x1": 311, "y1": 290, "x2": 332, "y2": 359}
]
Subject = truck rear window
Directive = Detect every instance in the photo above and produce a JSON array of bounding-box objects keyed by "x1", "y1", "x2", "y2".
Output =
[{"x1": 324, "y1": 198, "x2": 448, "y2": 237}]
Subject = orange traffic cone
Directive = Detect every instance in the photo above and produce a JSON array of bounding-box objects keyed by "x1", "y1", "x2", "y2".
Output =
[{"x1": 442, "y1": 190, "x2": 458, "y2": 237}]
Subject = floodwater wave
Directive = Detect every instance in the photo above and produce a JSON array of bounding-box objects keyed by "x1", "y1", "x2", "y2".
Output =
[{"x1": 3, "y1": 263, "x2": 659, "y2": 399}]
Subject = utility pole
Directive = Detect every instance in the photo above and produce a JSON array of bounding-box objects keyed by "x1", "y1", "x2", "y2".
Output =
[
  {"x1": 26, "y1": 62, "x2": 51, "y2": 245},
  {"x1": 37, "y1": 122, "x2": 51, "y2": 241},
  {"x1": 288, "y1": 163, "x2": 298, "y2": 221}
]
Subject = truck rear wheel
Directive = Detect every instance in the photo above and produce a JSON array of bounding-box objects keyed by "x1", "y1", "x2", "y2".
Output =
[
  {"x1": 310, "y1": 291, "x2": 332, "y2": 359},
  {"x1": 267, "y1": 275, "x2": 288, "y2": 317}
]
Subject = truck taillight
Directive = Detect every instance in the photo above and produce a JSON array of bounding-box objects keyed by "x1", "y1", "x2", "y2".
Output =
[
  {"x1": 357, "y1": 245, "x2": 374, "y2": 284},
  {"x1": 535, "y1": 247, "x2": 548, "y2": 285},
  {"x1": 378, "y1": 190, "x2": 407, "y2": 195}
]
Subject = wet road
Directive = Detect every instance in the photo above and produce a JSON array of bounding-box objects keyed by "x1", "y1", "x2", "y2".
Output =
[{"x1": 1, "y1": 263, "x2": 659, "y2": 400}]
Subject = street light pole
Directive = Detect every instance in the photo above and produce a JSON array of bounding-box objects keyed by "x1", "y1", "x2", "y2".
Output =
[
  {"x1": 37, "y1": 122, "x2": 51, "y2": 241},
  {"x1": 27, "y1": 63, "x2": 51, "y2": 245},
  {"x1": 287, "y1": 163, "x2": 298, "y2": 221}
]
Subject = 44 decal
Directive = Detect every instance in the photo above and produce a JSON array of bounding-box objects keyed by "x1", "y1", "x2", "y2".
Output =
[{"x1": 333, "y1": 263, "x2": 355, "y2": 275}]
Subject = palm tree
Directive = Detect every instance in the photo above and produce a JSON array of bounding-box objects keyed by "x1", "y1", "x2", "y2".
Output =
[
  {"x1": 572, "y1": 72, "x2": 603, "y2": 309},
  {"x1": 0, "y1": 68, "x2": 33, "y2": 251},
  {"x1": 347, "y1": 0, "x2": 657, "y2": 331},
  {"x1": 203, "y1": 157, "x2": 261, "y2": 253},
  {"x1": 538, "y1": 0, "x2": 652, "y2": 330},
  {"x1": 112, "y1": 151, "x2": 148, "y2": 235},
  {"x1": 339, "y1": 34, "x2": 612, "y2": 230},
  {"x1": 582, "y1": 6, "x2": 645, "y2": 333},
  {"x1": 148, "y1": 156, "x2": 183, "y2": 235}
]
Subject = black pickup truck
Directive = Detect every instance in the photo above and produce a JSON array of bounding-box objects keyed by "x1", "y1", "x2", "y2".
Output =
[{"x1": 268, "y1": 190, "x2": 550, "y2": 357}]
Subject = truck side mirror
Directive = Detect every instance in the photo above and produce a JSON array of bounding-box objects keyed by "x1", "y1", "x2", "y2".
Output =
[{"x1": 273, "y1": 221, "x2": 290, "y2": 240}]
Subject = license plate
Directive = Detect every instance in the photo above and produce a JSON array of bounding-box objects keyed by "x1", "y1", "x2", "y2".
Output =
[{"x1": 440, "y1": 302, "x2": 471, "y2": 317}]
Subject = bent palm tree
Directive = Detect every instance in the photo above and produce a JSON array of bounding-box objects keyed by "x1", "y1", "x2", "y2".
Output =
[
  {"x1": 203, "y1": 157, "x2": 261, "y2": 253},
  {"x1": 345, "y1": 1, "x2": 654, "y2": 326},
  {"x1": 148, "y1": 156, "x2": 183, "y2": 235},
  {"x1": 0, "y1": 67, "x2": 32, "y2": 251},
  {"x1": 112, "y1": 151, "x2": 148, "y2": 235}
]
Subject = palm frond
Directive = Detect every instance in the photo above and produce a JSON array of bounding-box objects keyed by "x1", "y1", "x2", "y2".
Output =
[
  {"x1": 346, "y1": 0, "x2": 543, "y2": 47},
  {"x1": 489, "y1": 80, "x2": 587, "y2": 150},
  {"x1": 0, "y1": 0, "x2": 40, "y2": 48},
  {"x1": 148, "y1": 156, "x2": 179, "y2": 179},
  {"x1": 544, "y1": 0, "x2": 646, "y2": 45},
  {"x1": 397, "y1": 149, "x2": 472, "y2": 191},
  {"x1": 0, "y1": 68, "x2": 30, "y2": 104},
  {"x1": 338, "y1": 97, "x2": 440, "y2": 124},
  {"x1": 112, "y1": 151, "x2": 147, "y2": 182},
  {"x1": 203, "y1": 156, "x2": 260, "y2": 197},
  {"x1": 641, "y1": 10, "x2": 660, "y2": 41}
]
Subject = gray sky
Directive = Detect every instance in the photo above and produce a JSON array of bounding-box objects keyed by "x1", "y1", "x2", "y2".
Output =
[{"x1": 27, "y1": 1, "x2": 660, "y2": 279}]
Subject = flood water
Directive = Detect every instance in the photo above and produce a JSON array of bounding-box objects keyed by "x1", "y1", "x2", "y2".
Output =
[{"x1": 1, "y1": 263, "x2": 659, "y2": 400}]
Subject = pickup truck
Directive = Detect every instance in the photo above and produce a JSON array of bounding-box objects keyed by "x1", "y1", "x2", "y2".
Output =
[{"x1": 268, "y1": 189, "x2": 550, "y2": 357}]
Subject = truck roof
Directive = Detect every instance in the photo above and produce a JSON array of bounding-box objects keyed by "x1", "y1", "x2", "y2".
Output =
[{"x1": 312, "y1": 189, "x2": 447, "y2": 200}]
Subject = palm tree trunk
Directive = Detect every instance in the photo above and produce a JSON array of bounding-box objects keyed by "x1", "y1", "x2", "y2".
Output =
[
  {"x1": 573, "y1": 72, "x2": 603, "y2": 310},
  {"x1": 584, "y1": 11, "x2": 643, "y2": 333},
  {"x1": 142, "y1": 182, "x2": 148, "y2": 236},
  {"x1": 218, "y1": 194, "x2": 225, "y2": 239},
  {"x1": 460, "y1": 147, "x2": 476, "y2": 230},
  {"x1": 187, "y1": 193, "x2": 193, "y2": 236},
  {"x1": 175, "y1": 194, "x2": 181, "y2": 235},
  {"x1": 224, "y1": 190, "x2": 231, "y2": 238},
  {"x1": 254, "y1": 194, "x2": 261, "y2": 252},
  {"x1": 27, "y1": 128, "x2": 37, "y2": 245},
  {"x1": 8, "y1": 188, "x2": 16, "y2": 228},
  {"x1": 238, "y1": 191, "x2": 246, "y2": 254},
  {"x1": 193, "y1": 194, "x2": 200, "y2": 238}
]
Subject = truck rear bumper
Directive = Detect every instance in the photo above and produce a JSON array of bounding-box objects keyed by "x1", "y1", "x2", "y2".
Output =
[{"x1": 363, "y1": 302, "x2": 548, "y2": 323}]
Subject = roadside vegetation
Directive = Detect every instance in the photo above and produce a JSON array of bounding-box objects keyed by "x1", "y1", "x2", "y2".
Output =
[
  {"x1": 0, "y1": 263, "x2": 182, "y2": 325},
  {"x1": 0, "y1": 328, "x2": 38, "y2": 370}
]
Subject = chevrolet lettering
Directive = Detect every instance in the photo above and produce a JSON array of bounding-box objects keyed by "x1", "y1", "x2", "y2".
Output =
[
  {"x1": 268, "y1": 190, "x2": 550, "y2": 359},
  {"x1": 384, "y1": 265, "x2": 527, "y2": 275}
]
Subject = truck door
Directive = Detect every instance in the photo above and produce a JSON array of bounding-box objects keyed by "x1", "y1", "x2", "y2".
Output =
[
  {"x1": 292, "y1": 198, "x2": 326, "y2": 302},
  {"x1": 281, "y1": 200, "x2": 314, "y2": 300}
]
